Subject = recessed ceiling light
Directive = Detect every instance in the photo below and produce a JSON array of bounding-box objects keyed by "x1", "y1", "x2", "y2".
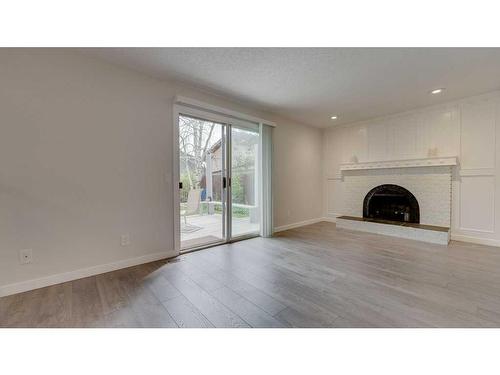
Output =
[
  {"x1": 330, "y1": 115, "x2": 338, "y2": 120},
  {"x1": 430, "y1": 88, "x2": 445, "y2": 95}
]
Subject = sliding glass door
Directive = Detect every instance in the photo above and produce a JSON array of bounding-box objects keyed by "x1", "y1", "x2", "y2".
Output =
[
  {"x1": 230, "y1": 126, "x2": 260, "y2": 238},
  {"x1": 177, "y1": 114, "x2": 261, "y2": 251},
  {"x1": 178, "y1": 115, "x2": 227, "y2": 250}
]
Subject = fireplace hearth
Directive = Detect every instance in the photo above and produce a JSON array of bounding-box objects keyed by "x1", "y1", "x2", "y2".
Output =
[{"x1": 363, "y1": 184, "x2": 419, "y2": 223}]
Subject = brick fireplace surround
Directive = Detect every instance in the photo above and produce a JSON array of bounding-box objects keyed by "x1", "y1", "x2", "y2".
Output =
[{"x1": 336, "y1": 164, "x2": 453, "y2": 244}]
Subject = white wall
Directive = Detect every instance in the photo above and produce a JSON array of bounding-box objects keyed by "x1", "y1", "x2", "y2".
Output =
[
  {"x1": 323, "y1": 91, "x2": 500, "y2": 246},
  {"x1": 0, "y1": 50, "x2": 323, "y2": 295},
  {"x1": 273, "y1": 119, "x2": 323, "y2": 228}
]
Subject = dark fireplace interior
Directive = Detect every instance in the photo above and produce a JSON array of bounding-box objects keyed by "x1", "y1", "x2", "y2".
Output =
[{"x1": 363, "y1": 184, "x2": 419, "y2": 223}]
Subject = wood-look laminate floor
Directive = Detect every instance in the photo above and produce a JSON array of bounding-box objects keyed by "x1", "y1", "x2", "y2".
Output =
[{"x1": 2, "y1": 221, "x2": 500, "y2": 328}]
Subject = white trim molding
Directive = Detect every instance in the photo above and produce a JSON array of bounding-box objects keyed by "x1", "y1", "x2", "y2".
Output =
[
  {"x1": 340, "y1": 156, "x2": 458, "y2": 172},
  {"x1": 274, "y1": 217, "x2": 325, "y2": 232},
  {"x1": 323, "y1": 214, "x2": 339, "y2": 223},
  {"x1": 451, "y1": 234, "x2": 500, "y2": 247},
  {"x1": 273, "y1": 217, "x2": 500, "y2": 247},
  {"x1": 173, "y1": 95, "x2": 276, "y2": 127},
  {"x1": 0, "y1": 250, "x2": 176, "y2": 298}
]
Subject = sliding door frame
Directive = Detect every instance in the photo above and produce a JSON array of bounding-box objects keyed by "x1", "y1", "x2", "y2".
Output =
[
  {"x1": 225, "y1": 126, "x2": 233, "y2": 242},
  {"x1": 173, "y1": 98, "x2": 275, "y2": 254},
  {"x1": 173, "y1": 105, "x2": 232, "y2": 254}
]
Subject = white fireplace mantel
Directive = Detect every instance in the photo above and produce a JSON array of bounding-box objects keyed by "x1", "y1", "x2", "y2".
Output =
[{"x1": 340, "y1": 156, "x2": 458, "y2": 172}]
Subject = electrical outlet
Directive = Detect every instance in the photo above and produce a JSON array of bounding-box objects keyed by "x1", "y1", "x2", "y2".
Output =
[
  {"x1": 19, "y1": 249, "x2": 33, "y2": 265},
  {"x1": 120, "y1": 234, "x2": 131, "y2": 246}
]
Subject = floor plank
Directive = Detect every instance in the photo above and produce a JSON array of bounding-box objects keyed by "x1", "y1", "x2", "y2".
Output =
[
  {"x1": 143, "y1": 271, "x2": 182, "y2": 302},
  {"x1": 160, "y1": 263, "x2": 249, "y2": 328},
  {"x1": 184, "y1": 254, "x2": 287, "y2": 316},
  {"x1": 71, "y1": 277, "x2": 105, "y2": 327},
  {"x1": 210, "y1": 286, "x2": 285, "y2": 328},
  {"x1": 162, "y1": 295, "x2": 214, "y2": 328}
]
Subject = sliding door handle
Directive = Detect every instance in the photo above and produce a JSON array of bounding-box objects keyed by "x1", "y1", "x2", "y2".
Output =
[{"x1": 223, "y1": 177, "x2": 227, "y2": 189}]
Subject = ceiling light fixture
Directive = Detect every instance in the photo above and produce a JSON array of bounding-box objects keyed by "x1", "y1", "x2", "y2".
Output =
[
  {"x1": 330, "y1": 115, "x2": 338, "y2": 120},
  {"x1": 430, "y1": 88, "x2": 445, "y2": 95}
]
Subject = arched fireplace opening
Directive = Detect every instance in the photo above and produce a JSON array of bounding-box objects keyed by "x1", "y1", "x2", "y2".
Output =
[{"x1": 363, "y1": 184, "x2": 419, "y2": 223}]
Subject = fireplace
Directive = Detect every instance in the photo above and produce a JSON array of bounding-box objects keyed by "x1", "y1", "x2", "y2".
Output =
[{"x1": 363, "y1": 184, "x2": 419, "y2": 223}]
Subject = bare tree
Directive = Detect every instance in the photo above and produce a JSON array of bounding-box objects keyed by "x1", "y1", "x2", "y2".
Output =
[{"x1": 179, "y1": 116, "x2": 216, "y2": 189}]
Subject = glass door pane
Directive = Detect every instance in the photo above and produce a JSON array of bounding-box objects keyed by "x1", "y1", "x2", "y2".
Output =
[
  {"x1": 179, "y1": 115, "x2": 226, "y2": 250},
  {"x1": 230, "y1": 126, "x2": 260, "y2": 238}
]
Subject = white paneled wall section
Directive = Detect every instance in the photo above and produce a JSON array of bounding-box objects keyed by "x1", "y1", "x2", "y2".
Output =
[{"x1": 323, "y1": 91, "x2": 500, "y2": 246}]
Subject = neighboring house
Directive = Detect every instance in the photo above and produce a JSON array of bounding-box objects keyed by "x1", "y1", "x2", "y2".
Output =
[{"x1": 205, "y1": 138, "x2": 257, "y2": 206}]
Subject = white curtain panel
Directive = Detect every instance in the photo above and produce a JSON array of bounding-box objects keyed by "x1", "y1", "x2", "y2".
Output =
[{"x1": 260, "y1": 123, "x2": 274, "y2": 237}]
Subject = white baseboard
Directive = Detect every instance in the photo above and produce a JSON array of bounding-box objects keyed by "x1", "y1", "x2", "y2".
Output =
[
  {"x1": 0, "y1": 250, "x2": 176, "y2": 298},
  {"x1": 322, "y1": 215, "x2": 338, "y2": 223},
  {"x1": 274, "y1": 218, "x2": 500, "y2": 248},
  {"x1": 451, "y1": 234, "x2": 500, "y2": 247},
  {"x1": 274, "y1": 217, "x2": 326, "y2": 232}
]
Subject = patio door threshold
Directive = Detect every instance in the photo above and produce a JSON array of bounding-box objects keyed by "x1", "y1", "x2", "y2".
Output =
[{"x1": 179, "y1": 233, "x2": 260, "y2": 255}]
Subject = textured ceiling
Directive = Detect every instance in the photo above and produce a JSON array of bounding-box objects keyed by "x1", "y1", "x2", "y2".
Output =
[{"x1": 82, "y1": 48, "x2": 500, "y2": 128}]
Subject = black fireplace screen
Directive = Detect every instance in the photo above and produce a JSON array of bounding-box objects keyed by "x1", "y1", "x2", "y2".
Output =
[{"x1": 363, "y1": 184, "x2": 419, "y2": 223}]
